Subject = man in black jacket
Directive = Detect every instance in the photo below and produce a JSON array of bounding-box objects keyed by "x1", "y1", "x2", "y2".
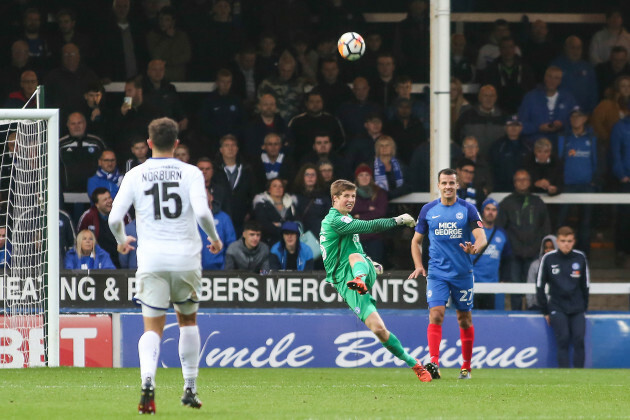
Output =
[
  {"x1": 497, "y1": 169, "x2": 551, "y2": 310},
  {"x1": 213, "y1": 135, "x2": 257, "y2": 236},
  {"x1": 536, "y1": 226, "x2": 589, "y2": 368}
]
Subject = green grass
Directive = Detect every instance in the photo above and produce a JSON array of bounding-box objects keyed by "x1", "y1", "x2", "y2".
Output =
[{"x1": 1, "y1": 368, "x2": 629, "y2": 419}]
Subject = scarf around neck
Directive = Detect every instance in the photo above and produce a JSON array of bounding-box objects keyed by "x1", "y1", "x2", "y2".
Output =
[
  {"x1": 96, "y1": 167, "x2": 122, "y2": 185},
  {"x1": 374, "y1": 157, "x2": 403, "y2": 191},
  {"x1": 356, "y1": 186, "x2": 374, "y2": 199}
]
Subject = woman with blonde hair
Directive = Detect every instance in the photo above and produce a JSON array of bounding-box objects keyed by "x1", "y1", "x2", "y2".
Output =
[
  {"x1": 64, "y1": 229, "x2": 116, "y2": 269},
  {"x1": 451, "y1": 77, "x2": 472, "y2": 134},
  {"x1": 373, "y1": 135, "x2": 408, "y2": 198}
]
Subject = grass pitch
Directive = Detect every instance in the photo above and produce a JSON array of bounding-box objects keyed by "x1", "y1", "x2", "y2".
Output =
[{"x1": 1, "y1": 368, "x2": 629, "y2": 419}]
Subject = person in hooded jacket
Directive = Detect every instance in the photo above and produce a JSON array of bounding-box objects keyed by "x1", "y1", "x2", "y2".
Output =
[
  {"x1": 64, "y1": 229, "x2": 116, "y2": 269},
  {"x1": 269, "y1": 221, "x2": 313, "y2": 271},
  {"x1": 525, "y1": 234, "x2": 558, "y2": 310}
]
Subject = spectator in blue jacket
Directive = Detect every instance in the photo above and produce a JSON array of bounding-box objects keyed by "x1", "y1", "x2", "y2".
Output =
[
  {"x1": 518, "y1": 66, "x2": 578, "y2": 147},
  {"x1": 200, "y1": 190, "x2": 237, "y2": 270},
  {"x1": 551, "y1": 36, "x2": 598, "y2": 114},
  {"x1": 118, "y1": 219, "x2": 137, "y2": 269},
  {"x1": 64, "y1": 229, "x2": 116, "y2": 270},
  {"x1": 556, "y1": 106, "x2": 598, "y2": 254},
  {"x1": 87, "y1": 149, "x2": 123, "y2": 200},
  {"x1": 610, "y1": 114, "x2": 630, "y2": 262},
  {"x1": 473, "y1": 198, "x2": 512, "y2": 310},
  {"x1": 269, "y1": 221, "x2": 314, "y2": 271},
  {"x1": 0, "y1": 226, "x2": 11, "y2": 268}
]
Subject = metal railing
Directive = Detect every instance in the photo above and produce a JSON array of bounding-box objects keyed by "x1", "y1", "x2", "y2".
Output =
[{"x1": 391, "y1": 192, "x2": 630, "y2": 204}]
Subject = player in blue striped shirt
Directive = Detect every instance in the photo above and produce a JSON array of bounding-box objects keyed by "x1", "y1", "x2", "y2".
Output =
[{"x1": 409, "y1": 168, "x2": 487, "y2": 380}]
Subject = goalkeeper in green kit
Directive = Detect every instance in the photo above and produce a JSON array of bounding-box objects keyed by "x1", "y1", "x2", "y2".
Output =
[{"x1": 320, "y1": 179, "x2": 432, "y2": 382}]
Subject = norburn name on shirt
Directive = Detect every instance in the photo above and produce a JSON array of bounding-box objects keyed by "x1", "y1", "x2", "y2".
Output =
[{"x1": 141, "y1": 169, "x2": 182, "y2": 182}]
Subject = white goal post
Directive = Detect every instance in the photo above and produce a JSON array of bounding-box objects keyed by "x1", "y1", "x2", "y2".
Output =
[{"x1": 0, "y1": 109, "x2": 59, "y2": 368}]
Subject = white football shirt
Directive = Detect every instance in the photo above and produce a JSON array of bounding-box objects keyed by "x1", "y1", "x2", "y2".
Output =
[{"x1": 109, "y1": 157, "x2": 220, "y2": 272}]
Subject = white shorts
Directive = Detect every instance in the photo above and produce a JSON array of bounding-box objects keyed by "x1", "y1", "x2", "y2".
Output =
[{"x1": 133, "y1": 269, "x2": 202, "y2": 316}]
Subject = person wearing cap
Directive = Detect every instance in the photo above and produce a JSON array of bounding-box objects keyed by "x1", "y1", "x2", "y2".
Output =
[
  {"x1": 556, "y1": 106, "x2": 598, "y2": 255},
  {"x1": 472, "y1": 198, "x2": 512, "y2": 310},
  {"x1": 351, "y1": 164, "x2": 388, "y2": 263},
  {"x1": 489, "y1": 115, "x2": 531, "y2": 192},
  {"x1": 269, "y1": 221, "x2": 314, "y2": 271},
  {"x1": 518, "y1": 65, "x2": 577, "y2": 147}
]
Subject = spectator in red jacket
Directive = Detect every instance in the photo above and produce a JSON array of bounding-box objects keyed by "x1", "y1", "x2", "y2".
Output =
[
  {"x1": 78, "y1": 187, "x2": 130, "y2": 267},
  {"x1": 3, "y1": 70, "x2": 38, "y2": 108},
  {"x1": 351, "y1": 163, "x2": 388, "y2": 263}
]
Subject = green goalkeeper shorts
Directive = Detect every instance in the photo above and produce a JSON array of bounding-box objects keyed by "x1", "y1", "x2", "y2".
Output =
[{"x1": 333, "y1": 255, "x2": 378, "y2": 322}]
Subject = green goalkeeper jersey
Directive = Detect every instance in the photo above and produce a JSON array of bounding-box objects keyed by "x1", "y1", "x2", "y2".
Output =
[{"x1": 320, "y1": 208, "x2": 397, "y2": 285}]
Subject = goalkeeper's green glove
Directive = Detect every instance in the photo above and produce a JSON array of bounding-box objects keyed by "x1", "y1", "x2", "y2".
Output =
[{"x1": 394, "y1": 213, "x2": 416, "y2": 227}]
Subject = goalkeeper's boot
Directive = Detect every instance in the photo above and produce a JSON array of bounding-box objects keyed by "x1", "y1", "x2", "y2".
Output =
[
  {"x1": 458, "y1": 369, "x2": 472, "y2": 380},
  {"x1": 138, "y1": 378, "x2": 156, "y2": 415},
  {"x1": 424, "y1": 362, "x2": 441, "y2": 379},
  {"x1": 412, "y1": 360, "x2": 432, "y2": 382},
  {"x1": 181, "y1": 388, "x2": 203, "y2": 409},
  {"x1": 347, "y1": 274, "x2": 368, "y2": 295},
  {"x1": 366, "y1": 257, "x2": 384, "y2": 275}
]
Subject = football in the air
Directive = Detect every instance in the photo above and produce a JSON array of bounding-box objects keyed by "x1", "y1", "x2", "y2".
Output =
[{"x1": 337, "y1": 32, "x2": 365, "y2": 61}]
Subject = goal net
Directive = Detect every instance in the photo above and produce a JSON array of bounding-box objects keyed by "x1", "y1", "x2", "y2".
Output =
[{"x1": 0, "y1": 109, "x2": 59, "y2": 368}]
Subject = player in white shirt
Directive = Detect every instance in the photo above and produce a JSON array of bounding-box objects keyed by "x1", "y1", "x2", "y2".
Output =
[{"x1": 109, "y1": 117, "x2": 223, "y2": 414}]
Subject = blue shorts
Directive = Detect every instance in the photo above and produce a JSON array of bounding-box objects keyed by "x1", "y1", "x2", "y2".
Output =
[{"x1": 426, "y1": 275, "x2": 474, "y2": 311}]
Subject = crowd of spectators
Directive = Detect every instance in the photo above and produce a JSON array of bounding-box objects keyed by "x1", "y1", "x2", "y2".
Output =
[{"x1": 1, "y1": 1, "x2": 629, "y2": 308}]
